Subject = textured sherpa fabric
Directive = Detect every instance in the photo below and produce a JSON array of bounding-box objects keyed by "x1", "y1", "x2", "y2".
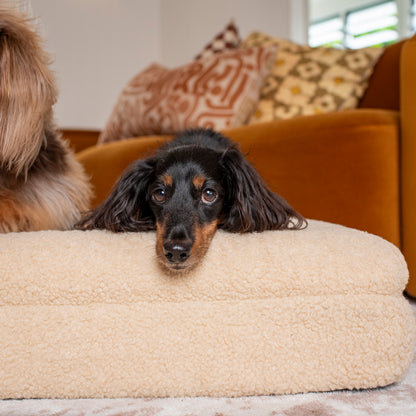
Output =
[{"x1": 0, "y1": 220, "x2": 414, "y2": 399}]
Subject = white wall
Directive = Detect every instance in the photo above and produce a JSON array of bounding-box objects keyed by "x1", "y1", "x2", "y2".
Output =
[
  {"x1": 29, "y1": 0, "x2": 161, "y2": 130},
  {"x1": 24, "y1": 0, "x2": 307, "y2": 130},
  {"x1": 160, "y1": 0, "x2": 308, "y2": 67}
]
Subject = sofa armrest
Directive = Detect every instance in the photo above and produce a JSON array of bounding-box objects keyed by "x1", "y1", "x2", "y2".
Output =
[{"x1": 400, "y1": 34, "x2": 416, "y2": 297}]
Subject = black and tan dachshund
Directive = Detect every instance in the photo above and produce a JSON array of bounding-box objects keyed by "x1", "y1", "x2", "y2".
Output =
[{"x1": 77, "y1": 128, "x2": 306, "y2": 271}]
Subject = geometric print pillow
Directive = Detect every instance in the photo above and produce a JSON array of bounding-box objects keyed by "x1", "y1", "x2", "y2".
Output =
[
  {"x1": 241, "y1": 32, "x2": 385, "y2": 123},
  {"x1": 98, "y1": 46, "x2": 276, "y2": 144},
  {"x1": 194, "y1": 20, "x2": 241, "y2": 61}
]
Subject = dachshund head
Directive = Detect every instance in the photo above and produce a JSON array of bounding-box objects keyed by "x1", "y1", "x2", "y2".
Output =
[{"x1": 77, "y1": 129, "x2": 306, "y2": 271}]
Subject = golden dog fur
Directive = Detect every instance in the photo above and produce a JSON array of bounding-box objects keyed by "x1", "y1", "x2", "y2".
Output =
[{"x1": 0, "y1": 6, "x2": 91, "y2": 232}]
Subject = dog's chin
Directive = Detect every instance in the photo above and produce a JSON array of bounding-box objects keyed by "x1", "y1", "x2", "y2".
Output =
[
  {"x1": 157, "y1": 256, "x2": 199, "y2": 274},
  {"x1": 168, "y1": 263, "x2": 191, "y2": 272}
]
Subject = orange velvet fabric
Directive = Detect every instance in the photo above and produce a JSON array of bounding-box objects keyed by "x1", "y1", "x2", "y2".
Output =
[{"x1": 400, "y1": 35, "x2": 416, "y2": 297}]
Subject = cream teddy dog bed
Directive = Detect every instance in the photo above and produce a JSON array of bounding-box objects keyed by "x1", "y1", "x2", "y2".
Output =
[{"x1": 0, "y1": 220, "x2": 414, "y2": 399}]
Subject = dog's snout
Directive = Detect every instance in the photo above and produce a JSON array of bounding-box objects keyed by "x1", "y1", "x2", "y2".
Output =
[
  {"x1": 168, "y1": 223, "x2": 189, "y2": 241},
  {"x1": 163, "y1": 241, "x2": 192, "y2": 264}
]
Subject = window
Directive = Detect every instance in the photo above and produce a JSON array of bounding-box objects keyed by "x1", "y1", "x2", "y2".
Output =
[
  {"x1": 345, "y1": 2, "x2": 399, "y2": 48},
  {"x1": 309, "y1": 0, "x2": 414, "y2": 49},
  {"x1": 309, "y1": 16, "x2": 344, "y2": 47}
]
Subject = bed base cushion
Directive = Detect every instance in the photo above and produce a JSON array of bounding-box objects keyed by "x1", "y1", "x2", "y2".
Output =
[{"x1": 0, "y1": 220, "x2": 414, "y2": 398}]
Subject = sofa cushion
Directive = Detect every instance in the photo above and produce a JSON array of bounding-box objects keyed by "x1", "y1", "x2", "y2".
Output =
[
  {"x1": 0, "y1": 220, "x2": 414, "y2": 398},
  {"x1": 98, "y1": 46, "x2": 276, "y2": 144},
  {"x1": 241, "y1": 32, "x2": 384, "y2": 123},
  {"x1": 194, "y1": 20, "x2": 240, "y2": 60}
]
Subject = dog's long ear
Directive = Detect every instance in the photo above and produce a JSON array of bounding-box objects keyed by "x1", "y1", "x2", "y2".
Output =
[
  {"x1": 0, "y1": 8, "x2": 57, "y2": 176},
  {"x1": 220, "y1": 145, "x2": 306, "y2": 232},
  {"x1": 76, "y1": 158, "x2": 157, "y2": 232}
]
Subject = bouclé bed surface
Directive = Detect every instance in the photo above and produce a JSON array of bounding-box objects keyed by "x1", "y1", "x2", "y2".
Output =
[{"x1": 0, "y1": 220, "x2": 414, "y2": 398}]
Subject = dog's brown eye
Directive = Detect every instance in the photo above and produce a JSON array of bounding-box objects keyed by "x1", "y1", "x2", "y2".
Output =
[
  {"x1": 152, "y1": 189, "x2": 166, "y2": 204},
  {"x1": 201, "y1": 189, "x2": 217, "y2": 204}
]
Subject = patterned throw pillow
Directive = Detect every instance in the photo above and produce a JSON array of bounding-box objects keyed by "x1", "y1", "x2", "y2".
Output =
[
  {"x1": 241, "y1": 32, "x2": 384, "y2": 123},
  {"x1": 98, "y1": 46, "x2": 276, "y2": 144},
  {"x1": 194, "y1": 20, "x2": 241, "y2": 60}
]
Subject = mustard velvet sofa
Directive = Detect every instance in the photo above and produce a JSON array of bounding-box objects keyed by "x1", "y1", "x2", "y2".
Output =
[{"x1": 63, "y1": 35, "x2": 416, "y2": 297}]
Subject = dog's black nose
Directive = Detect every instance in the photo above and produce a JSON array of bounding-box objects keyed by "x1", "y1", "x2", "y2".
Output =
[{"x1": 163, "y1": 241, "x2": 192, "y2": 263}]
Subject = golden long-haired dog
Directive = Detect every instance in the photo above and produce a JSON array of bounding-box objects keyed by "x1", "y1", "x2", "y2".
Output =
[{"x1": 0, "y1": 6, "x2": 91, "y2": 232}]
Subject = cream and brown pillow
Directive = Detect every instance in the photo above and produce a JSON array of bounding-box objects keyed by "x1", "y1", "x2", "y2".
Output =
[
  {"x1": 242, "y1": 32, "x2": 384, "y2": 123},
  {"x1": 194, "y1": 20, "x2": 240, "y2": 60},
  {"x1": 99, "y1": 46, "x2": 276, "y2": 144}
]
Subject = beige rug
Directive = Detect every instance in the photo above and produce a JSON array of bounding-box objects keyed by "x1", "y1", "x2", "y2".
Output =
[{"x1": 1, "y1": 299, "x2": 414, "y2": 416}]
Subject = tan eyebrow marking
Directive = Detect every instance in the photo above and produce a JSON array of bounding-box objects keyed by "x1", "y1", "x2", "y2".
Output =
[
  {"x1": 192, "y1": 175, "x2": 206, "y2": 189},
  {"x1": 162, "y1": 174, "x2": 173, "y2": 187}
]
